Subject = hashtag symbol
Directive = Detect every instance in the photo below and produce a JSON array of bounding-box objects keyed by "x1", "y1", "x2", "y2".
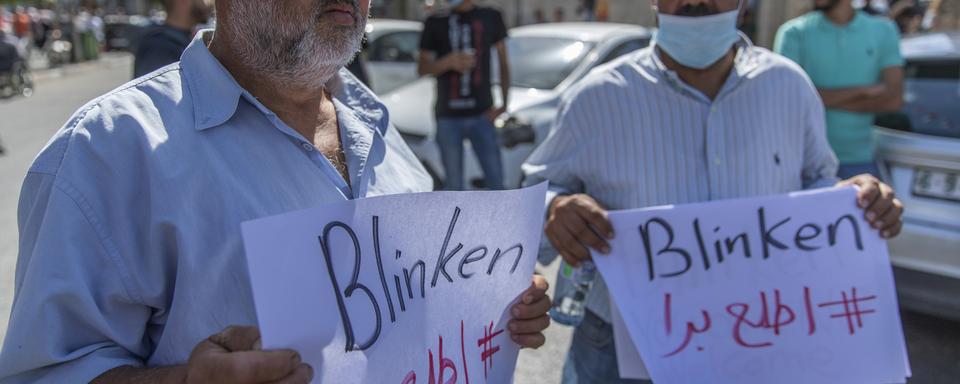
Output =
[
  {"x1": 817, "y1": 287, "x2": 878, "y2": 335},
  {"x1": 477, "y1": 321, "x2": 504, "y2": 379}
]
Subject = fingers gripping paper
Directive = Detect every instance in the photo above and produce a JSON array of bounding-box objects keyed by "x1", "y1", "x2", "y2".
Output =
[
  {"x1": 593, "y1": 188, "x2": 911, "y2": 384},
  {"x1": 242, "y1": 184, "x2": 548, "y2": 383}
]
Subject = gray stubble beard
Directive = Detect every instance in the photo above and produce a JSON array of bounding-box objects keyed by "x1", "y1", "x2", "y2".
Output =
[{"x1": 223, "y1": 0, "x2": 366, "y2": 90}]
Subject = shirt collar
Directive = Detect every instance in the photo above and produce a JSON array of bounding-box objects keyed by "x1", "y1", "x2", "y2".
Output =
[
  {"x1": 815, "y1": 10, "x2": 866, "y2": 31},
  {"x1": 179, "y1": 29, "x2": 391, "y2": 137},
  {"x1": 180, "y1": 29, "x2": 245, "y2": 131},
  {"x1": 646, "y1": 33, "x2": 760, "y2": 101}
]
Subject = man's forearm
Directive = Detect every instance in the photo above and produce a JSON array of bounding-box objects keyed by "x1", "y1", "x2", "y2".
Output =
[
  {"x1": 820, "y1": 68, "x2": 904, "y2": 114},
  {"x1": 834, "y1": 97, "x2": 899, "y2": 113},
  {"x1": 417, "y1": 56, "x2": 449, "y2": 77},
  {"x1": 92, "y1": 365, "x2": 187, "y2": 384},
  {"x1": 417, "y1": 61, "x2": 445, "y2": 77},
  {"x1": 818, "y1": 86, "x2": 872, "y2": 108},
  {"x1": 832, "y1": 89, "x2": 904, "y2": 113}
]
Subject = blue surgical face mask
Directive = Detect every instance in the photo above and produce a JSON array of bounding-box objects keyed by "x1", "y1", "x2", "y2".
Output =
[{"x1": 654, "y1": 2, "x2": 742, "y2": 69}]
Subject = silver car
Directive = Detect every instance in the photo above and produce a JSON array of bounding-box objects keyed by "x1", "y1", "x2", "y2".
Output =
[
  {"x1": 875, "y1": 32, "x2": 960, "y2": 320},
  {"x1": 382, "y1": 22, "x2": 654, "y2": 189},
  {"x1": 364, "y1": 19, "x2": 423, "y2": 95}
]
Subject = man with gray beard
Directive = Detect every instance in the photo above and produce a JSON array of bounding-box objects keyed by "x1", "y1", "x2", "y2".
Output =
[{"x1": 0, "y1": 1, "x2": 553, "y2": 383}]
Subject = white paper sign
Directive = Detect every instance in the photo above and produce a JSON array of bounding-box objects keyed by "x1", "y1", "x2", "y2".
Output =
[
  {"x1": 242, "y1": 183, "x2": 547, "y2": 384},
  {"x1": 593, "y1": 187, "x2": 911, "y2": 384},
  {"x1": 611, "y1": 301, "x2": 650, "y2": 380}
]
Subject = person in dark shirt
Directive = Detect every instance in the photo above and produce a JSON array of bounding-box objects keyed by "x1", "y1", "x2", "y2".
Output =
[
  {"x1": 133, "y1": 0, "x2": 212, "y2": 78},
  {"x1": 0, "y1": 29, "x2": 23, "y2": 73},
  {"x1": 417, "y1": 0, "x2": 511, "y2": 190}
]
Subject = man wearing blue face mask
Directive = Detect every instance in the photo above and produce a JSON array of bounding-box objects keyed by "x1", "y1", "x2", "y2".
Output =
[{"x1": 523, "y1": 0, "x2": 905, "y2": 383}]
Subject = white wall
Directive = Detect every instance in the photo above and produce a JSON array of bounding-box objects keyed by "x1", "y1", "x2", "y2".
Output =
[{"x1": 755, "y1": 0, "x2": 812, "y2": 47}]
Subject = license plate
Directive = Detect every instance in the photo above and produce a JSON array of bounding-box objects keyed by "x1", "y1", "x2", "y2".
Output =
[{"x1": 913, "y1": 167, "x2": 960, "y2": 202}]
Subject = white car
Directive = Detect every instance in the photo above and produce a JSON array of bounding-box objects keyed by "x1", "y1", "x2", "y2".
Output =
[
  {"x1": 874, "y1": 32, "x2": 960, "y2": 320},
  {"x1": 382, "y1": 22, "x2": 655, "y2": 189},
  {"x1": 364, "y1": 19, "x2": 423, "y2": 95}
]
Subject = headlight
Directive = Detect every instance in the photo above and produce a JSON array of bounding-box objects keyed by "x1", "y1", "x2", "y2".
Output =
[{"x1": 494, "y1": 116, "x2": 510, "y2": 129}]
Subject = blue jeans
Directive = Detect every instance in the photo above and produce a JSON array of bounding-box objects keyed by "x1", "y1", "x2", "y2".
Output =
[
  {"x1": 561, "y1": 310, "x2": 653, "y2": 384},
  {"x1": 837, "y1": 162, "x2": 881, "y2": 180},
  {"x1": 436, "y1": 116, "x2": 504, "y2": 191}
]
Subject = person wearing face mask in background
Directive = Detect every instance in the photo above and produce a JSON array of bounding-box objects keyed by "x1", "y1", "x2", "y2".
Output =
[
  {"x1": 523, "y1": 0, "x2": 905, "y2": 383},
  {"x1": 775, "y1": 0, "x2": 905, "y2": 179},
  {"x1": 133, "y1": 0, "x2": 213, "y2": 78}
]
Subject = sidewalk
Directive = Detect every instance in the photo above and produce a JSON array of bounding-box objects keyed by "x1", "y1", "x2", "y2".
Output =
[{"x1": 27, "y1": 50, "x2": 133, "y2": 83}]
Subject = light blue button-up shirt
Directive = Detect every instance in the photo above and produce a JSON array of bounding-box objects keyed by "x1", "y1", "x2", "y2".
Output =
[
  {"x1": 0, "y1": 31, "x2": 432, "y2": 383},
  {"x1": 523, "y1": 38, "x2": 839, "y2": 324}
]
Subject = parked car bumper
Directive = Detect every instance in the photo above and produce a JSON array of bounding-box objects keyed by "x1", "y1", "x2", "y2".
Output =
[
  {"x1": 890, "y1": 220, "x2": 960, "y2": 321},
  {"x1": 875, "y1": 126, "x2": 960, "y2": 320}
]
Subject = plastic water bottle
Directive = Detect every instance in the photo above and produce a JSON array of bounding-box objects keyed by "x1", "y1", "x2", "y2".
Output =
[{"x1": 550, "y1": 260, "x2": 597, "y2": 326}]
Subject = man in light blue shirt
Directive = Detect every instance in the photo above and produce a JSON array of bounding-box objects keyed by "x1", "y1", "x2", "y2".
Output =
[
  {"x1": 0, "y1": 1, "x2": 552, "y2": 382},
  {"x1": 523, "y1": 0, "x2": 904, "y2": 383}
]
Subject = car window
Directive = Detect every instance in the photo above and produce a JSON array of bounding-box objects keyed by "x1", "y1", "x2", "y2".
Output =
[
  {"x1": 876, "y1": 60, "x2": 960, "y2": 139},
  {"x1": 504, "y1": 37, "x2": 596, "y2": 90},
  {"x1": 368, "y1": 31, "x2": 420, "y2": 63},
  {"x1": 598, "y1": 38, "x2": 650, "y2": 65}
]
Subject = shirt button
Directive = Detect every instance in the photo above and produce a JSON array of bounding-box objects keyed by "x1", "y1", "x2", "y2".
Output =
[
  {"x1": 301, "y1": 142, "x2": 314, "y2": 152},
  {"x1": 714, "y1": 157, "x2": 722, "y2": 165}
]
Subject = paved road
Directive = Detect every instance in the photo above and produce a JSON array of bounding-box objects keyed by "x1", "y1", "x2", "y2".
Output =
[{"x1": 0, "y1": 55, "x2": 956, "y2": 383}]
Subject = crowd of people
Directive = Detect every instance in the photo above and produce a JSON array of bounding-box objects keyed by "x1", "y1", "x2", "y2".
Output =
[
  {"x1": 0, "y1": 4, "x2": 108, "y2": 69},
  {"x1": 528, "y1": 0, "x2": 612, "y2": 24}
]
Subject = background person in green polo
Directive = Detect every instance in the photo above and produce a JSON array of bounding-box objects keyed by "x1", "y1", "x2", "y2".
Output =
[{"x1": 775, "y1": 0, "x2": 904, "y2": 179}]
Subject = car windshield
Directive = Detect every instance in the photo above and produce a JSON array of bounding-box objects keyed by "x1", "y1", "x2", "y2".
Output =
[
  {"x1": 503, "y1": 37, "x2": 595, "y2": 90},
  {"x1": 876, "y1": 60, "x2": 960, "y2": 139}
]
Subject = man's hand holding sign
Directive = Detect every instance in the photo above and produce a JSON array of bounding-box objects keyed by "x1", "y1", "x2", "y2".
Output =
[
  {"x1": 155, "y1": 279, "x2": 549, "y2": 384},
  {"x1": 838, "y1": 175, "x2": 904, "y2": 239},
  {"x1": 241, "y1": 184, "x2": 550, "y2": 384},
  {"x1": 547, "y1": 176, "x2": 911, "y2": 384}
]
